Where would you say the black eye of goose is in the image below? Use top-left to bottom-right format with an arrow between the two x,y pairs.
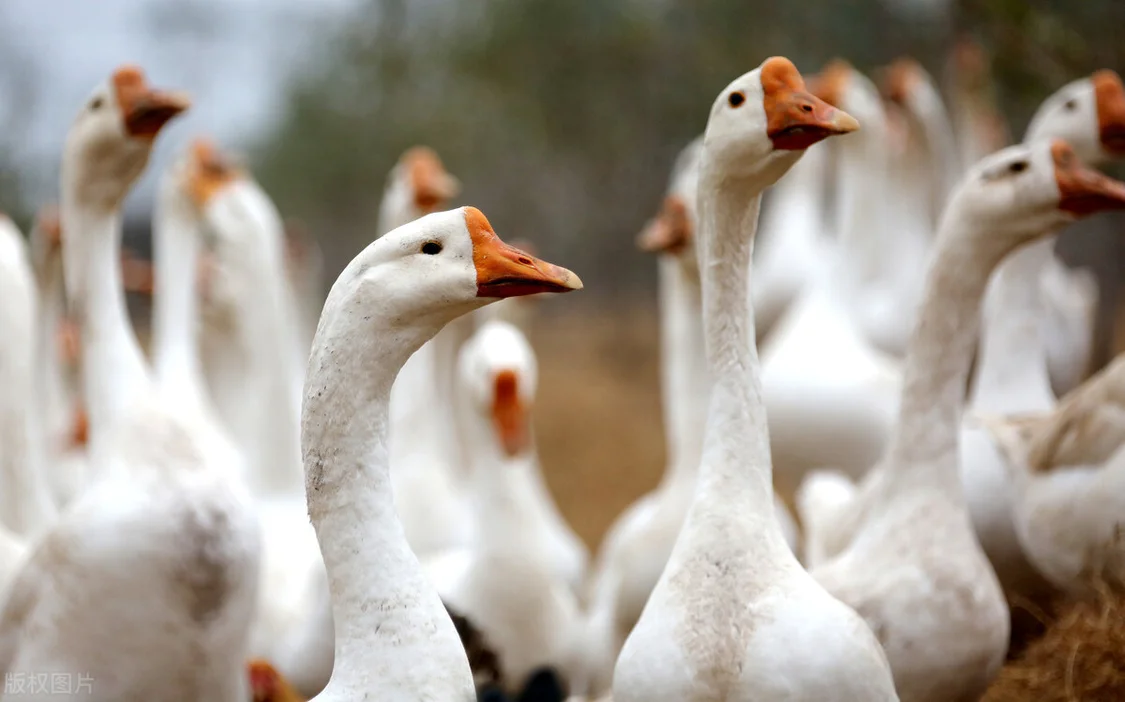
1064,99 -> 1078,111
89,96 -> 104,111
728,91 -> 746,108
1008,161 -> 1029,174
421,241 -> 442,255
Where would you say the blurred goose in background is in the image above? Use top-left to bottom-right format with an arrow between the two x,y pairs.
1026,69 -> 1125,396
961,68 -> 1125,595
180,143 -> 327,674
584,138 -> 797,697
0,66 -> 260,701
762,60 -> 902,502
981,350 -> 1125,594
281,218 -> 325,360
0,215 -> 57,540
268,148 -> 471,698
300,206 -> 580,701
381,147 -> 480,557
945,37 -> 1011,171
751,128 -> 833,340
613,57 -> 897,702
431,319 -> 581,700
807,140 -> 1125,701
27,208 -> 91,510
867,58 -> 958,357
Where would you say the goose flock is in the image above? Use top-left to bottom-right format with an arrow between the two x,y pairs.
0,42 -> 1123,702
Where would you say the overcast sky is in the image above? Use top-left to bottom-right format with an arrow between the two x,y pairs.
1,0 -> 362,210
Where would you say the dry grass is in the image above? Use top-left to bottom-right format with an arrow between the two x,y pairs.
985,581 -> 1125,702
530,307 -> 665,549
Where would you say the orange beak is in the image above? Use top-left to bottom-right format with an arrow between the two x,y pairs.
247,659 -> 304,702
636,195 -> 692,253
1094,70 -> 1125,155
69,408 -> 89,449
121,250 -> 155,296
112,65 -> 190,140
406,146 -> 461,213
35,205 -> 62,250
188,138 -> 241,207
1053,140 -> 1125,216
881,57 -> 921,106
57,319 -> 81,366
465,207 -> 583,298
761,57 -> 860,151
492,370 -> 531,457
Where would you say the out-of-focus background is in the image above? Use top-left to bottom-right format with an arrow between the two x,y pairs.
2,0 -> 1124,546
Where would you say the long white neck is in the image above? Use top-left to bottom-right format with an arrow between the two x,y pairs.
461,403 -> 544,553
834,124 -> 892,287
913,93 -> 961,218
35,250 -> 72,442
212,184 -> 305,497
0,231 -> 56,535
886,209 -> 1030,495
61,178 -> 152,461
970,239 -> 1056,412
692,162 -> 788,549
303,297 -> 473,696
152,184 -> 209,410
657,254 -> 708,491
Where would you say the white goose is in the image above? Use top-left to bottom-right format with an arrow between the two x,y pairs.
583,140 -> 798,697
379,148 -> 479,557
432,319 -> 582,696
981,349 -> 1125,593
751,128 -> 832,341
0,66 -> 260,701
806,140 -> 1124,701
612,57 -> 896,702
27,208 -> 90,511
868,58 -> 958,358
945,38 -> 1010,172
961,68 -> 1125,595
1026,69 -> 1125,396
301,205 -> 580,701
762,60 -> 902,501
0,215 -> 57,540
181,145 -> 328,675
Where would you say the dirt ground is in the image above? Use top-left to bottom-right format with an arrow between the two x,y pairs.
530,307 -> 666,549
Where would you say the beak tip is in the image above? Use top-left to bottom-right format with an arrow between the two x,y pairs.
836,111 -> 861,134
562,270 -> 584,291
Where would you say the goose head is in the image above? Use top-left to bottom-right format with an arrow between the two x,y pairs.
459,320 -> 538,458
881,57 -> 944,124
947,139 -> 1125,245
378,146 -> 462,233
324,206 -> 581,355
63,65 -> 189,210
948,37 -> 991,94
637,138 -> 703,271
811,59 -> 888,141
637,194 -> 694,261
702,56 -> 858,185
1025,70 -> 1125,165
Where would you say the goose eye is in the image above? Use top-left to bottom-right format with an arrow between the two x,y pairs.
89,96 -> 104,111
728,91 -> 746,108
1064,99 -> 1078,111
1008,161 -> 1028,174
421,241 -> 442,255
